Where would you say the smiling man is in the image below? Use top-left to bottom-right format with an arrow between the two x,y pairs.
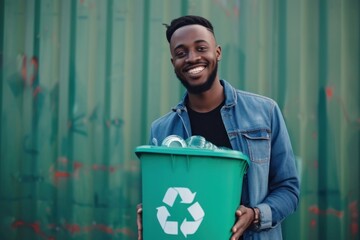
170,23 -> 220,96
137,15 -> 300,240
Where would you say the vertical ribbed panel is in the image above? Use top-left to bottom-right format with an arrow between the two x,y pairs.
0,1 -> 359,239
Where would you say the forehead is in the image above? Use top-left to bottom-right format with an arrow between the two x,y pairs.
169,24 -> 215,49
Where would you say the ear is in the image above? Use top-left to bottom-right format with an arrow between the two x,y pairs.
216,45 -> 222,61
171,58 -> 174,66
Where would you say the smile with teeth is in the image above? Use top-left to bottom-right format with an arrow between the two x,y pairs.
187,66 -> 205,75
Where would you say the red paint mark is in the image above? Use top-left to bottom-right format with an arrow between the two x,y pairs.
92,164 -> 102,171
30,222 -> 41,233
12,220 -> 25,228
21,55 -> 39,87
50,158 -> 123,184
94,224 -> 114,234
54,171 -> 71,181
82,224 -> 114,234
116,227 -> 134,236
309,205 -> 344,218
20,54 -> 43,99
327,208 -> 343,218
12,220 -> 135,238
309,205 -> 320,215
325,87 -> 359,125
351,223 -> 358,236
12,220 -> 55,240
33,86 -> 42,97
325,86 -> 333,99
213,0 -> 239,17
310,219 -> 317,228
73,161 -> 83,170
65,223 -> 81,234
349,201 -> 358,236
233,6 -> 239,16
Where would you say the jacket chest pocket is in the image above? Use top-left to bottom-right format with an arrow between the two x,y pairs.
242,129 -> 271,163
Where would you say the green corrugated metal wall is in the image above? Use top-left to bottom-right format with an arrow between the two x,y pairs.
0,0 -> 359,239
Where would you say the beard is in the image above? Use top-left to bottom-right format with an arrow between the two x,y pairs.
175,63 -> 218,94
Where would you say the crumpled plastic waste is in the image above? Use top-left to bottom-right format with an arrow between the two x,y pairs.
161,135 -> 229,150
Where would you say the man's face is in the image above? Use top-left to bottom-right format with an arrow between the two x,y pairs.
170,25 -> 221,94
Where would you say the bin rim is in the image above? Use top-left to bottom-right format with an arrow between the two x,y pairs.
135,145 -> 249,164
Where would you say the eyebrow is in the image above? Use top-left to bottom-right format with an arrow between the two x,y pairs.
173,39 -> 210,51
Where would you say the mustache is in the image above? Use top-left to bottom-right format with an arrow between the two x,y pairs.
175,63 -> 218,94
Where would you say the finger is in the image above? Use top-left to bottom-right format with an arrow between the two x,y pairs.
136,203 -> 143,211
231,230 -> 242,240
137,207 -> 142,214
235,209 -> 242,217
137,214 -> 143,240
137,212 -> 142,228
232,219 -> 242,234
232,210 -> 242,232
136,203 -> 143,240
136,205 -> 143,231
231,206 -> 246,238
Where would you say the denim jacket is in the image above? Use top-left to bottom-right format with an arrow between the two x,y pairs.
149,80 -> 300,240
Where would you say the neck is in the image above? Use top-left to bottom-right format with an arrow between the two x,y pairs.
187,79 -> 224,113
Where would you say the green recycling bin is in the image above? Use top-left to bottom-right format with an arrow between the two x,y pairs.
135,145 -> 249,239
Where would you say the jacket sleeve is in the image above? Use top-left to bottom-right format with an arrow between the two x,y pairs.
256,103 -> 300,230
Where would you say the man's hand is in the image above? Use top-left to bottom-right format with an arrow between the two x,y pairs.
136,203 -> 143,240
230,205 -> 255,240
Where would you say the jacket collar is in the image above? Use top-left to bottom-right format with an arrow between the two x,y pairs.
172,79 -> 237,112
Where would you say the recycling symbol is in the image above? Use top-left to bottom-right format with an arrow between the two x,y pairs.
156,187 -> 205,237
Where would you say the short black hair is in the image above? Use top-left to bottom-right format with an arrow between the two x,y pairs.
164,15 -> 214,43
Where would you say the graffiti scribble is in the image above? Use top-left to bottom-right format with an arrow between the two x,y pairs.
308,205 -> 344,218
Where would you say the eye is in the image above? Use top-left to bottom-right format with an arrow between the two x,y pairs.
174,50 -> 186,58
197,46 -> 207,52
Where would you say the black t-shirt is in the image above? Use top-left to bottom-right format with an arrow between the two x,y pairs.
188,101 -> 243,239
187,101 -> 232,149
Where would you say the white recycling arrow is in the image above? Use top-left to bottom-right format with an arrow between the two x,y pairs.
163,187 -> 178,207
156,206 -> 170,229
163,187 -> 196,207
187,202 -> 205,220
164,221 -> 178,235
180,218 -> 203,238
157,187 -> 204,237
175,187 -> 196,204
157,206 -> 178,235
180,202 -> 205,237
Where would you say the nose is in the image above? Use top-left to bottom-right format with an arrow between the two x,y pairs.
185,51 -> 201,63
